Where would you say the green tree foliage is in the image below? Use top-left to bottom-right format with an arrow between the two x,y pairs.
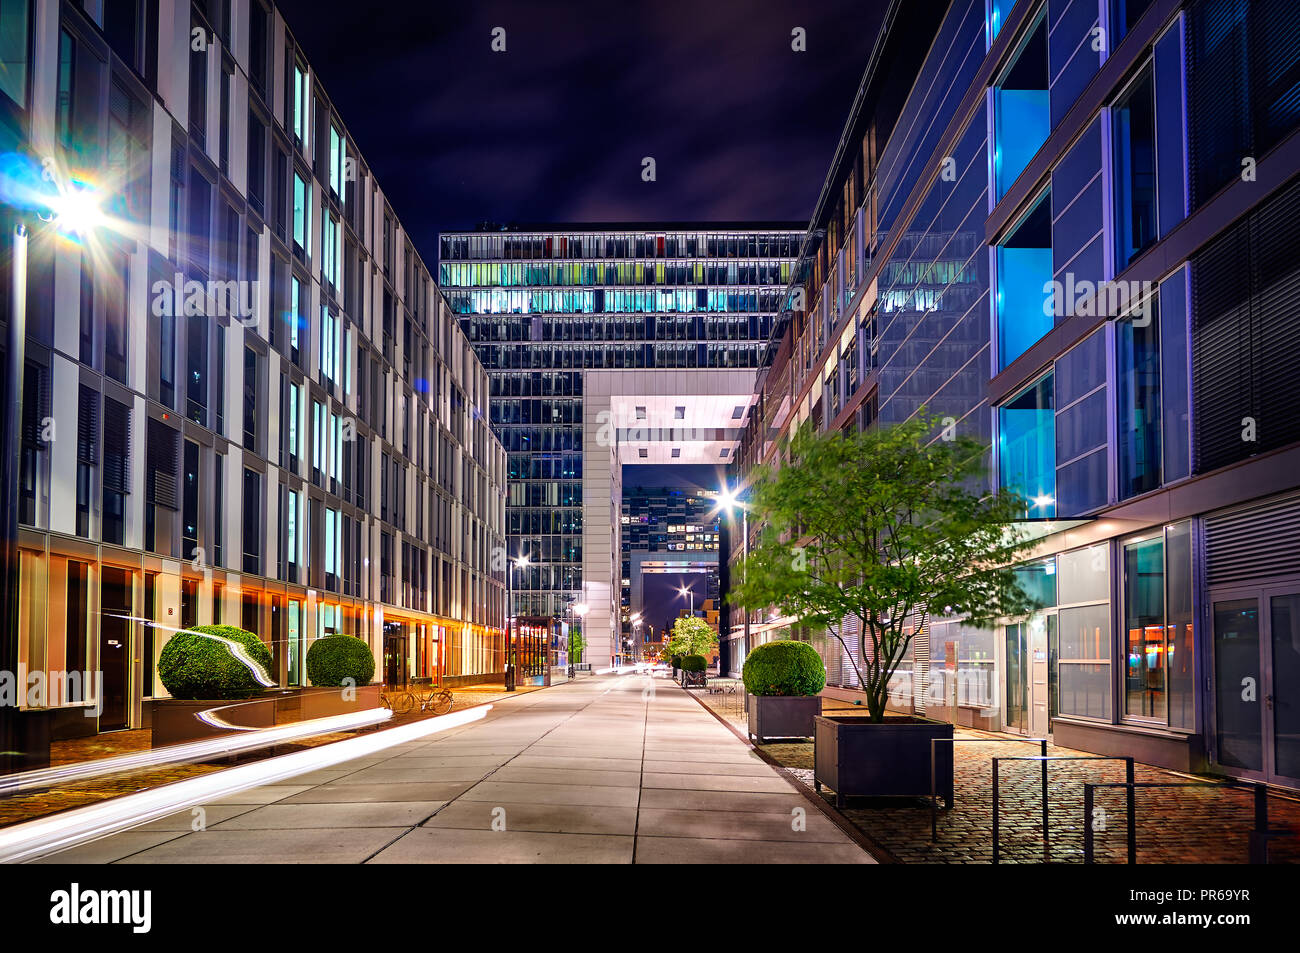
665,614 -> 718,659
730,414 -> 1040,721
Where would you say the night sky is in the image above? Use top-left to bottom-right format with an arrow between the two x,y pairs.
274,0 -> 887,262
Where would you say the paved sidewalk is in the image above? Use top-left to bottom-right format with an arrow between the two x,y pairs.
34,674 -> 874,864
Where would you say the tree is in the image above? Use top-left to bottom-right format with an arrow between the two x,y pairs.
568,630 -> 586,663
666,614 -> 718,659
730,413 -> 1041,722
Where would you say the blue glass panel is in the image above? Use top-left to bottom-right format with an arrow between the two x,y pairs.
990,0 -> 1018,45
999,373 -> 1056,517
1158,267 -> 1190,483
995,87 -> 1050,198
997,244 -> 1053,367
1154,21 -> 1187,236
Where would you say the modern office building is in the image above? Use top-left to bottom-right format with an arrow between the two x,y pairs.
731,0 -> 1300,788
0,0 -> 507,743
441,223 -> 801,666
619,482 -> 721,642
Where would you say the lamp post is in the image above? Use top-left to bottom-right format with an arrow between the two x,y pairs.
715,487 -> 749,672
505,551 -> 529,691
677,584 -> 694,618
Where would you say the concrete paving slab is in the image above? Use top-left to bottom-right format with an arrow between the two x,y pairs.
368,827 -> 634,864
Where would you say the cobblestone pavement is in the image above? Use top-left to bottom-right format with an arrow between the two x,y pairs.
0,681 -> 539,829
692,687 -> 1300,864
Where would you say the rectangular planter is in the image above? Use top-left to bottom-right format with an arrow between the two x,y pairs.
747,694 -> 822,742
813,714 -> 954,807
152,684 -> 382,748
152,696 -> 277,747
293,684 -> 382,721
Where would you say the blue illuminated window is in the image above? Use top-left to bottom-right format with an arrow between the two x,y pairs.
999,373 -> 1056,518
993,16 -> 1049,201
996,191 -> 1053,369
988,0 -> 1017,46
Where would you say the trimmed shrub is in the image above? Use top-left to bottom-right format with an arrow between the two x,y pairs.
670,655 -> 683,668
158,624 -> 273,700
306,634 -> 376,687
742,640 -> 826,697
681,654 -> 707,673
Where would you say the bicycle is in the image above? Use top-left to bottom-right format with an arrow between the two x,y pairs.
412,683 -> 454,715
380,685 -> 415,714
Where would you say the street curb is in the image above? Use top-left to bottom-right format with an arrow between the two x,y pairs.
677,679 -> 901,864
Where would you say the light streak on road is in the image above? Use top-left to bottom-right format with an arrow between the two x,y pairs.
0,705 -> 492,864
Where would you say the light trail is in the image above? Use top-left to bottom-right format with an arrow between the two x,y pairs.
0,707 -> 392,797
0,705 -> 492,864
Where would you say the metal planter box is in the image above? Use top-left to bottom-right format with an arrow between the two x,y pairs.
813,714 -> 954,807
152,685 -> 382,748
747,694 -> 822,743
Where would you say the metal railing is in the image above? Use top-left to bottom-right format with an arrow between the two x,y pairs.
1082,779 -> 1296,864
991,755 -> 1135,864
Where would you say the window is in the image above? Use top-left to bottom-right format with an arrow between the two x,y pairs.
1122,522 -> 1193,726
0,0 -> 31,106
292,171 -> 310,254
183,440 -> 199,561
242,467 -> 261,574
102,396 -> 130,545
291,58 -> 308,146
188,17 -> 206,145
987,0 -> 1017,46
322,213 -> 338,287
146,417 -> 179,556
321,306 -> 337,383
999,373 -> 1055,517
996,191 -> 1053,368
248,1 -> 269,96
329,124 -> 345,200
247,111 -> 265,214
1057,545 -> 1111,720
75,386 -> 97,538
1112,65 -> 1158,271
243,346 -> 258,451
992,14 -> 1048,201
1109,0 -> 1155,47
186,312 -> 208,425
1123,535 -> 1165,720
1117,293 -> 1162,499
289,275 -> 303,362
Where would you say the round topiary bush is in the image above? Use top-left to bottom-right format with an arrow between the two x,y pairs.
306,634 -> 376,687
681,654 -> 707,673
158,624 -> 274,700
742,640 -> 826,696
670,655 -> 683,668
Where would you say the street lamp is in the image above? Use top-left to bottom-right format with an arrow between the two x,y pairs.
504,551 -> 529,691
677,584 -> 694,618
713,485 -> 750,672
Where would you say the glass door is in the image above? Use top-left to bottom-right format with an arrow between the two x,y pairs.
1004,623 -> 1028,733
1267,591 -> 1300,787
1212,586 -> 1300,787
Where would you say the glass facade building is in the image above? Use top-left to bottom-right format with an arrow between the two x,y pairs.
733,0 -> 1300,788
0,0 -> 508,739
441,225 -> 801,631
